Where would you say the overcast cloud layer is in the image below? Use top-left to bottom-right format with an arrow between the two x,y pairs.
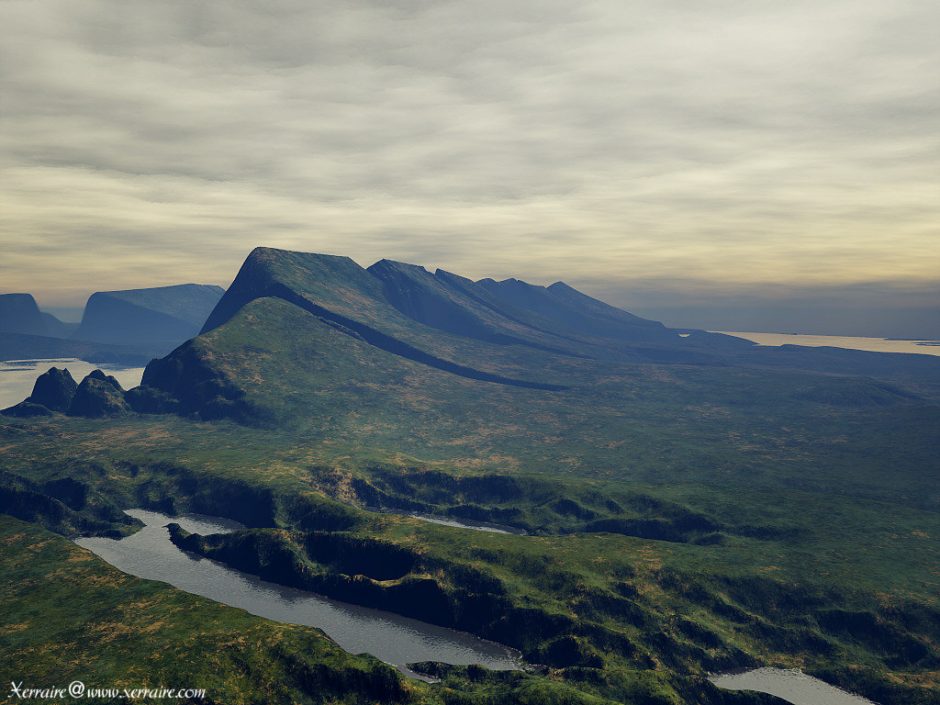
1,1 -> 938,334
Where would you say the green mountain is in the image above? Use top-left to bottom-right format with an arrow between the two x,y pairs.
139,248 -> 939,428
74,283 -> 224,352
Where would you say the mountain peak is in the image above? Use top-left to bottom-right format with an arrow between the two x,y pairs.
370,258 -> 427,271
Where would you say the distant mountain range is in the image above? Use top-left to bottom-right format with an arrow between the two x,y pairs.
0,284 -> 224,362
100,247 -> 936,424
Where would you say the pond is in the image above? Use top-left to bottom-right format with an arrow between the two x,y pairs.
710,668 -> 878,705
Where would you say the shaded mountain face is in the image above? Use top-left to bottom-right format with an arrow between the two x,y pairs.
132,247 -> 940,428
27,367 -> 77,412
0,294 -> 72,338
74,284 -> 224,351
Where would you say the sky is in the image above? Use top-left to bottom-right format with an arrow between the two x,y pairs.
1,1 -> 938,336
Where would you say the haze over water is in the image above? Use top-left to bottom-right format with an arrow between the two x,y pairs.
723,332 -> 940,357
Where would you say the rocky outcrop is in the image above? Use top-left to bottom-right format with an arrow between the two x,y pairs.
1,366 -> 77,417
30,367 -> 78,411
67,370 -> 129,417
2,367 -> 186,419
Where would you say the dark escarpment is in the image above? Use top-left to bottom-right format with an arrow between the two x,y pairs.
366,259 -> 586,358
0,470 -> 141,538
168,525 -> 574,655
0,293 -> 66,336
260,283 -> 570,391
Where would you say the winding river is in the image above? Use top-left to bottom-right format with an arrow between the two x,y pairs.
75,509 -> 521,679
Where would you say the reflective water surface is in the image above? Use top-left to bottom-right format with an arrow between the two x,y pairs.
710,668 -> 878,705
0,358 -> 145,409
76,509 -> 521,678
408,512 -> 526,535
719,332 -> 940,357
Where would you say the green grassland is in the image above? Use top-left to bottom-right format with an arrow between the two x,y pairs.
1,410 -> 937,704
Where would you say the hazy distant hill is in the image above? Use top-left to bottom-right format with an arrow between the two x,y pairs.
0,293 -> 74,338
74,284 -> 224,352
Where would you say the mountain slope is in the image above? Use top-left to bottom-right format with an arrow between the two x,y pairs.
135,249 -> 940,493
368,260 -> 585,356
199,249 -> 576,388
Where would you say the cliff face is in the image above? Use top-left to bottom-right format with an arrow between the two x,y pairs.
0,294 -> 71,337
74,284 -> 224,350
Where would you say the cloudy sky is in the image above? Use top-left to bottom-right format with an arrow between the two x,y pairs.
1,1 -> 938,335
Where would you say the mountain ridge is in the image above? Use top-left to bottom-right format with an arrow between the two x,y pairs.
128,247 -> 940,428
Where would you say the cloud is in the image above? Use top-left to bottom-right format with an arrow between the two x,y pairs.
1,0 -> 938,317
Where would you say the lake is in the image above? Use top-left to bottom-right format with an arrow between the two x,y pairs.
75,509 -> 522,679
720,332 -> 940,357
710,668 -> 878,705
0,358 -> 146,409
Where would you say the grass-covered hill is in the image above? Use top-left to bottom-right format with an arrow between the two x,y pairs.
133,248 -> 940,509
1,247 -> 938,704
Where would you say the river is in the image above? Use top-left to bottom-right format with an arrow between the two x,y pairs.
75,509 -> 521,679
